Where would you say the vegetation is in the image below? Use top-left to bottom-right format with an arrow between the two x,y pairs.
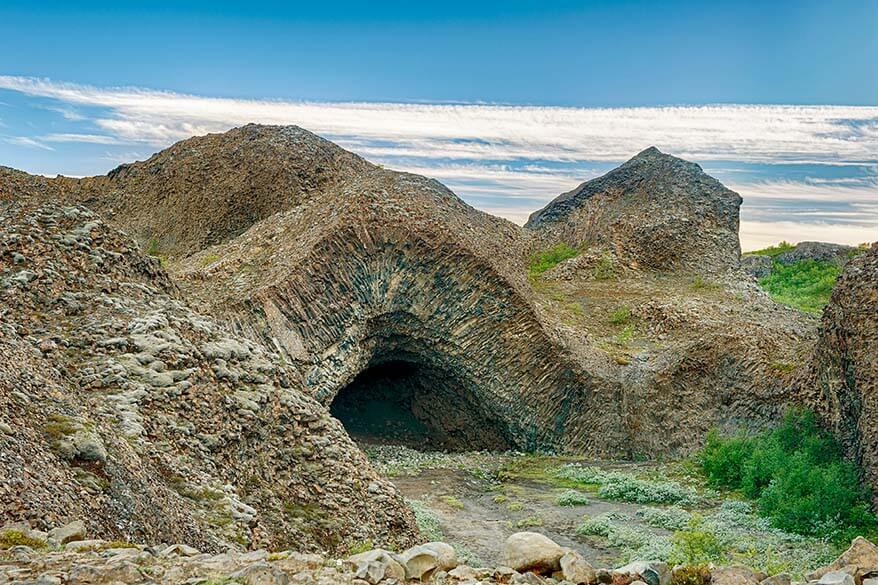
610,306 -> 631,325
556,465 -> 699,505
758,259 -> 841,313
670,564 -> 711,585
593,254 -> 617,280
0,529 -> 47,549
407,499 -> 443,541
528,243 -> 579,278
556,489 -> 590,506
637,506 -> 692,530
700,409 -> 876,541
439,495 -> 465,510
745,241 -> 795,257
669,516 -> 725,565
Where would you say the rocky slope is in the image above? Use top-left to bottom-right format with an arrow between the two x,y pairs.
807,243 -> 878,502
525,147 -> 742,273
0,199 -> 416,553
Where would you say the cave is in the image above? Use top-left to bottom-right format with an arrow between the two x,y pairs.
329,358 -> 513,451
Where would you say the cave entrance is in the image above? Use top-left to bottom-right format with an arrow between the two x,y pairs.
329,359 -> 512,451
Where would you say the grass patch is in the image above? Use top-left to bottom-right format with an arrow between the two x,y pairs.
758,259 -> 841,313
515,515 -> 544,528
439,495 -> 465,510
407,499 -> 444,541
528,243 -> 579,278
0,529 -> 47,549
690,276 -> 720,291
745,241 -> 795,257
610,306 -> 631,325
700,408 -> 877,541
200,253 -> 221,267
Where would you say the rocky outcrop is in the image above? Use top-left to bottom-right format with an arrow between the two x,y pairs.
807,243 -> 878,499
525,147 -> 743,274
0,200 -> 417,552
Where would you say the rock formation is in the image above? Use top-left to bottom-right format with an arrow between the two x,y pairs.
0,124 -> 856,550
525,147 -> 743,273
0,200 -> 416,552
807,243 -> 878,502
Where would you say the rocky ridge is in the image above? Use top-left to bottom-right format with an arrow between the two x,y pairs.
0,200 -> 416,552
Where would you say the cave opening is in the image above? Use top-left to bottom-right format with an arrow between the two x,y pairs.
329,358 -> 512,451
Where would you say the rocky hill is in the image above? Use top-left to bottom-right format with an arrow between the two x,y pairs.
1,124 -> 872,558
0,199 -> 416,552
525,147 -> 742,273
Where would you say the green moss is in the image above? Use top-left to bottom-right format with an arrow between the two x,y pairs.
345,539 -> 374,555
439,495 -> 465,510
43,414 -> 77,439
528,243 -> 579,278
0,529 -> 47,549
670,564 -> 711,585
200,253 -> 221,267
759,259 -> 841,313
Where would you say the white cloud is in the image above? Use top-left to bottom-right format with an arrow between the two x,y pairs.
1,75 -> 878,165
0,75 -> 876,248
3,136 -> 54,151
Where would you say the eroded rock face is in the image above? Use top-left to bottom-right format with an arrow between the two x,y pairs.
525,147 -> 742,274
0,200 -> 417,551
807,244 -> 878,500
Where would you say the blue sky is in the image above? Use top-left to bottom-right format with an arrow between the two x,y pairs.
1,1 -> 877,248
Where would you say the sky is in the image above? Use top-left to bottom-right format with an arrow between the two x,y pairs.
1,1 -> 876,249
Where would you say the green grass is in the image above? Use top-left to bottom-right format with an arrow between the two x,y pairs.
758,259 -> 841,313
528,243 -> 579,278
745,241 -> 795,257
610,306 -> 631,325
0,529 -> 47,549
699,408 -> 877,541
439,495 -> 465,510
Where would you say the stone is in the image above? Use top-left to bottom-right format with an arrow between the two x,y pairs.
159,543 -> 201,557
711,566 -> 763,585
399,542 -> 458,580
502,532 -> 565,574
614,562 -> 669,585
64,539 -> 105,551
230,561 -> 291,585
559,550 -> 595,584
818,572 -> 855,585
808,538 -> 878,581
348,549 -> 406,583
761,574 -> 792,585
48,520 -> 86,545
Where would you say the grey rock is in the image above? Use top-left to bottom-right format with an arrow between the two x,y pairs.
48,520 -> 86,545
502,532 -> 564,574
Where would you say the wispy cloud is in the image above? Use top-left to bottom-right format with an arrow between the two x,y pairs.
0,75 -> 875,248
3,135 -> 54,151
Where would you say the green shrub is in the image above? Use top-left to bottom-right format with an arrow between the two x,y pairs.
407,499 -> 444,541
610,306 -> 631,325
671,564 -> 711,585
528,243 -> 579,278
556,489 -> 590,507
758,259 -> 841,313
669,516 -> 725,565
699,409 -> 876,540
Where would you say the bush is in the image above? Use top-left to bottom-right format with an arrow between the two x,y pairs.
638,506 -> 693,530
557,489 -> 590,507
528,243 -> 579,278
669,516 -> 725,565
556,465 -> 699,505
610,306 -> 631,325
758,259 -> 841,313
671,564 -> 711,585
745,241 -> 795,257
699,409 -> 876,540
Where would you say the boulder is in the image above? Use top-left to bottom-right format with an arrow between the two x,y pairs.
502,532 -> 565,574
761,574 -> 792,585
347,548 -> 406,584
560,550 -> 595,584
614,561 -> 670,585
818,572 -> 856,585
48,520 -> 86,546
808,538 -> 878,581
399,541 -> 458,580
229,561 -> 291,585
